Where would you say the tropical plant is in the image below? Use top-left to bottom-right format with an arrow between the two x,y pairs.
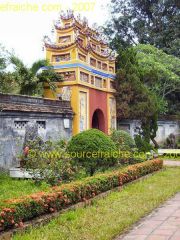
10,56 -> 62,96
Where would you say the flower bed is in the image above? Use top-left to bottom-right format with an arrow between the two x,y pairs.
0,159 -> 163,231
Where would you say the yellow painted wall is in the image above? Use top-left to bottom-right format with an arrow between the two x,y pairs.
44,21 -> 116,135
44,82 -> 89,135
107,93 -> 117,135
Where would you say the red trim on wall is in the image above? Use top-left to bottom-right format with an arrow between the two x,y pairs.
89,89 -> 108,134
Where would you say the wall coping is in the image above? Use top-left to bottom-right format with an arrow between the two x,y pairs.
117,117 -> 180,122
0,93 -> 73,115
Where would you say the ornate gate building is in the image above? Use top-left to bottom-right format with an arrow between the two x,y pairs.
43,11 -> 117,135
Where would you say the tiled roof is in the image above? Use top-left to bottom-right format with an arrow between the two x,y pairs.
0,93 -> 73,115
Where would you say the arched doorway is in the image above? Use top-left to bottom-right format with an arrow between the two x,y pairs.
92,109 -> 105,132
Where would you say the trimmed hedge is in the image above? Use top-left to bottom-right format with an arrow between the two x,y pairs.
0,159 -> 163,231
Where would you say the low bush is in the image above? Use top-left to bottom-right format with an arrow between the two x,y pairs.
0,159 -> 163,231
163,134 -> 180,149
22,138 -> 77,186
134,135 -> 153,152
67,129 -> 117,175
110,130 -> 143,164
111,130 -> 135,151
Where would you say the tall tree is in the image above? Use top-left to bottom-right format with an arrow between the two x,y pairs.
0,45 -> 18,93
116,47 -> 160,147
134,44 -> 180,115
10,56 -> 62,96
106,0 -> 180,57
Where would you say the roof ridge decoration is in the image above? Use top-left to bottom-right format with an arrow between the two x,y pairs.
44,41 -> 116,61
60,9 -> 74,20
43,10 -> 116,61
54,10 -> 107,43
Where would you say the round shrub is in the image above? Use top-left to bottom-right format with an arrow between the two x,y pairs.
66,129 -> 117,175
110,130 -> 135,151
110,130 -> 138,165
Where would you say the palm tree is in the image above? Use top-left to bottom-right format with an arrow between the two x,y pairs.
10,56 -> 62,96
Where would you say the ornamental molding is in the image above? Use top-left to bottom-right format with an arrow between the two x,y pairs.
43,10 -> 117,61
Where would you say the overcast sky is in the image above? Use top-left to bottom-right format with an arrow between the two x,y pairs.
0,0 -> 111,66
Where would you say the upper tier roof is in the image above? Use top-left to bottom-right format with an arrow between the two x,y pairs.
45,39 -> 116,61
54,10 -> 108,46
44,10 -> 116,62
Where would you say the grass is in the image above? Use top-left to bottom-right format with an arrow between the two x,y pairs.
0,165 -> 127,208
13,167 -> 180,240
0,174 -> 50,208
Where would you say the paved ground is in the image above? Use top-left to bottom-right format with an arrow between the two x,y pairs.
163,160 -> 180,167
116,193 -> 180,240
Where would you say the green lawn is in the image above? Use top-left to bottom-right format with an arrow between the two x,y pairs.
0,165 -> 128,208
0,174 -> 49,208
14,167 -> 180,240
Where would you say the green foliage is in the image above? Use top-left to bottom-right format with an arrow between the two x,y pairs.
0,45 -> 6,71
67,129 -> 117,175
111,130 -> 135,151
0,44 -> 18,93
116,47 -> 159,142
140,113 -> 159,149
116,47 -> 159,121
0,160 -> 163,231
134,135 -> 153,153
0,174 -> 49,209
116,47 -> 162,149
0,72 -> 19,94
160,155 -> 180,161
13,168 -> 180,240
10,56 -> 62,96
135,44 -> 180,115
23,138 -> 77,186
107,0 -> 179,57
134,104 -> 158,152
110,130 -> 141,164
0,44 -> 63,96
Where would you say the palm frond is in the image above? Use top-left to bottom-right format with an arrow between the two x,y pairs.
31,59 -> 49,75
10,55 -> 26,69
